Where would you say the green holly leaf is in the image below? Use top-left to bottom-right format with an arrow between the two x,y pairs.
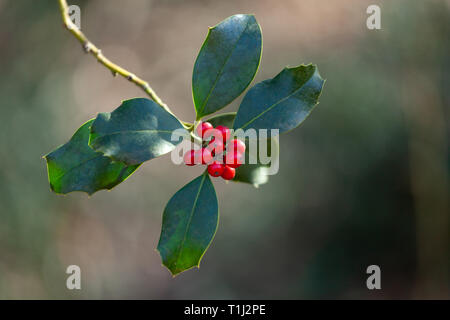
233,64 -> 325,134
234,165 -> 269,187
193,14 -> 262,119
89,98 -> 186,165
234,137 -> 279,187
157,172 -> 218,276
206,112 -> 236,128
44,119 -> 140,195
206,112 -> 278,187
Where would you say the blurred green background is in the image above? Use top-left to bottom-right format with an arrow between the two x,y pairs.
0,0 -> 448,299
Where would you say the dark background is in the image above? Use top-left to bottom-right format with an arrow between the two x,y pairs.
0,0 -> 448,299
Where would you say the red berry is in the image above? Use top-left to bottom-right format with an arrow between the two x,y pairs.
224,151 -> 244,168
227,139 -> 246,154
183,150 -> 196,166
215,125 -> 231,143
221,165 -> 236,180
196,122 -> 214,139
206,137 -> 224,156
207,161 -> 225,177
195,148 -> 213,165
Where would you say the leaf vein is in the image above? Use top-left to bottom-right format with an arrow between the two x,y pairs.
238,74 -> 317,130
173,173 -> 207,270
93,129 -> 174,139
198,19 -> 250,115
52,155 -> 103,182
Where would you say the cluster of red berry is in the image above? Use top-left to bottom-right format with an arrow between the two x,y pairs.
183,122 -> 246,180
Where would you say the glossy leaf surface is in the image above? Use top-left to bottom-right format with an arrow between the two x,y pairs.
89,98 -> 185,165
206,112 -> 236,128
45,120 -> 139,195
233,64 -> 325,134
157,173 -> 218,276
193,14 -> 262,119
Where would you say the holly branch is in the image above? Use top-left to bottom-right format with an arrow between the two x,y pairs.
57,0 -> 192,127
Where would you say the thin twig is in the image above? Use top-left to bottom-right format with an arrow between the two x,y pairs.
58,0 -> 191,127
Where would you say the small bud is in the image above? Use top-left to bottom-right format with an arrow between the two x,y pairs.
82,42 -> 91,53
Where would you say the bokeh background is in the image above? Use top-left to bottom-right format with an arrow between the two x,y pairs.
0,0 -> 448,299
